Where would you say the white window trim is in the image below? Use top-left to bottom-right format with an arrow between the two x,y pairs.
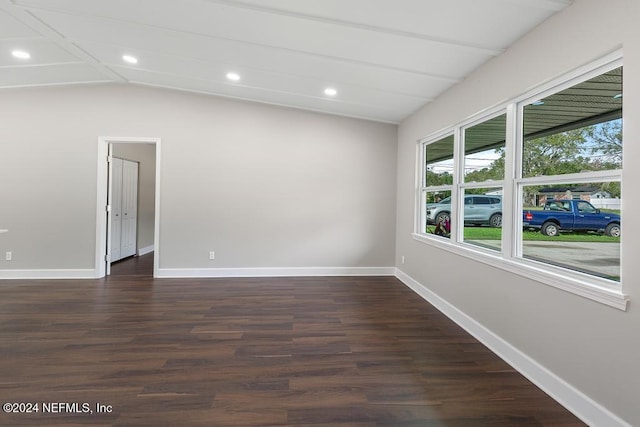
418,132 -> 455,236
414,51 -> 628,311
412,232 -> 627,310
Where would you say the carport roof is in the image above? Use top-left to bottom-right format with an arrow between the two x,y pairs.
427,66 -> 622,162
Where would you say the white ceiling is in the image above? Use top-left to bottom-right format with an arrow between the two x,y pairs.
0,0 -> 572,123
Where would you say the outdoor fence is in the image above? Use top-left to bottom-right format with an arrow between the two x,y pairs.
590,198 -> 621,210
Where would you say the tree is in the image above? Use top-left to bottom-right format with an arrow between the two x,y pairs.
522,128 -> 594,177
591,119 -> 622,166
426,169 -> 453,186
465,150 -> 505,183
432,119 -> 623,201
483,123 -> 622,200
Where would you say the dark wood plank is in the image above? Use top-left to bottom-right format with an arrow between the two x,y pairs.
109,252 -> 154,276
0,262 -> 585,426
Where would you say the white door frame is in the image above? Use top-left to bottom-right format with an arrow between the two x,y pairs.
95,136 -> 161,278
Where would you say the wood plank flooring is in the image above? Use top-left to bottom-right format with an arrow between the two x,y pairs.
0,254 -> 585,426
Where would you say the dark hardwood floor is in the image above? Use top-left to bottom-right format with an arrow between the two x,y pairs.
109,253 -> 154,276
0,254 -> 585,426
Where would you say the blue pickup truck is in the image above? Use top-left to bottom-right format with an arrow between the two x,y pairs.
523,199 -> 621,237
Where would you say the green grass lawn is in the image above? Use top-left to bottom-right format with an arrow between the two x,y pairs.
460,226 -> 620,242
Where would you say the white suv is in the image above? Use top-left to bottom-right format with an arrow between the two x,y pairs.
427,195 -> 502,227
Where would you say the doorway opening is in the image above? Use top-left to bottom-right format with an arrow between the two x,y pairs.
109,251 -> 155,277
96,137 -> 161,278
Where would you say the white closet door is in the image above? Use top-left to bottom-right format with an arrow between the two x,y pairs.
120,160 -> 138,258
110,158 -> 123,262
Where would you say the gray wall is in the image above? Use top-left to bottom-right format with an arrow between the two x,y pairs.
1,0 -> 637,423
395,0 -> 639,424
0,84 -> 397,271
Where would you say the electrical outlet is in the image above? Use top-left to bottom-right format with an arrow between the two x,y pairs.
5,251 -> 12,261
401,255 -> 405,264
209,251 -> 215,260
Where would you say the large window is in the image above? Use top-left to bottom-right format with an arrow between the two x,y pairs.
422,134 -> 454,238
415,57 -> 624,307
461,113 -> 506,251
518,66 -> 622,281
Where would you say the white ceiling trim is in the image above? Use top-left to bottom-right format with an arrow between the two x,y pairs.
131,80 -> 405,125
202,0 -> 506,56
118,65 -> 425,123
0,1 -> 126,82
17,4 -> 473,81
101,48 -> 434,105
501,0 -> 572,12
0,0 -> 574,123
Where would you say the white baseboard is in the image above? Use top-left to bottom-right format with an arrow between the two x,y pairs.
137,245 -> 154,256
156,266 -> 396,278
394,269 -> 630,427
0,269 -> 98,279
0,266 -> 395,280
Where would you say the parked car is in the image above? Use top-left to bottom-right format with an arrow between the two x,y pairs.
426,195 -> 502,227
523,199 -> 621,237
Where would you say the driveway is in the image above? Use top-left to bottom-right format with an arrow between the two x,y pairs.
522,241 -> 620,279
467,240 -> 620,279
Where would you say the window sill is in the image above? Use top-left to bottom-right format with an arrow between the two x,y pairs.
411,233 -> 629,311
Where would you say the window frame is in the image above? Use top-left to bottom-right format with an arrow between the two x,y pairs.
413,52 -> 628,311
458,110 -> 507,246
417,130 -> 457,238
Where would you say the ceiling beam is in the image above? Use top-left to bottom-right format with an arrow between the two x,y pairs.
0,0 -> 126,82
203,0 -> 505,57
10,1 -> 463,83
500,0 -> 573,12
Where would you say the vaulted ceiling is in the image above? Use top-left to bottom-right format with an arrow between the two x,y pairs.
0,0 -> 573,123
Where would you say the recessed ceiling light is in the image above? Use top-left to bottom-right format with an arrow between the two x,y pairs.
122,55 -> 138,64
11,50 -> 30,59
531,100 -> 545,106
324,87 -> 338,96
226,72 -> 241,82
613,93 -> 622,99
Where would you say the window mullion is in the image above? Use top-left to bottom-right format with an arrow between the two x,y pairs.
452,127 -> 464,242
517,170 -> 622,186
503,102 -> 518,259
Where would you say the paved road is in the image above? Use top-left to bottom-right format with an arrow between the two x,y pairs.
468,240 -> 620,279
522,241 -> 619,279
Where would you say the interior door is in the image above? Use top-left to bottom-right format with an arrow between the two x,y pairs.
120,160 -> 138,258
105,144 -> 114,275
110,157 -> 123,263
